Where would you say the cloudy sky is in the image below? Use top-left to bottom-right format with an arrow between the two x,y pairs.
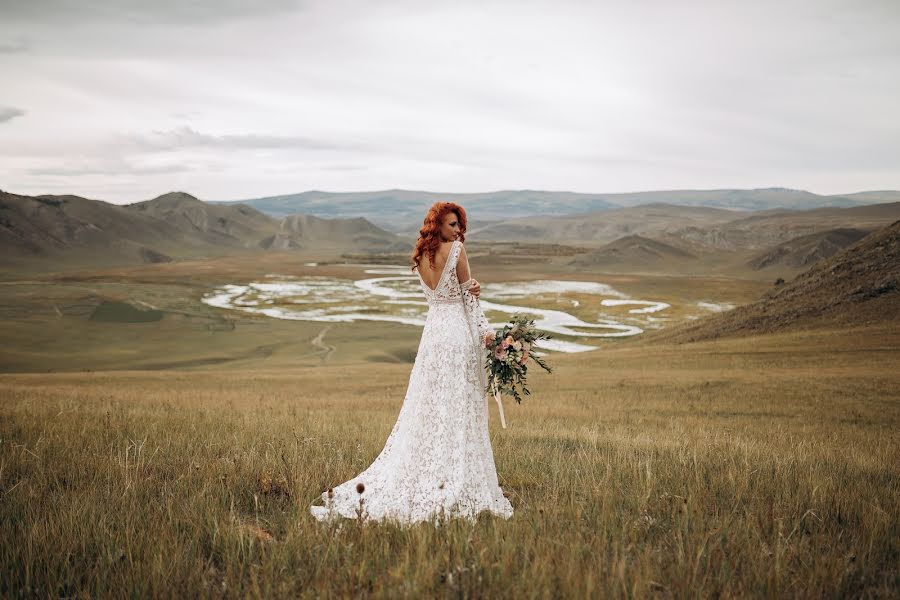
1,0 -> 898,204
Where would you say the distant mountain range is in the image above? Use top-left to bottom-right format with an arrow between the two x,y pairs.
208,187 -> 900,232
4,187 -> 900,278
474,203 -> 740,245
0,190 -> 407,271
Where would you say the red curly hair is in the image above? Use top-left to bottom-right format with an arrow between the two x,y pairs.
411,201 -> 467,271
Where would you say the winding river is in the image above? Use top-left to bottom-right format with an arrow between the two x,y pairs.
202,264 -> 720,353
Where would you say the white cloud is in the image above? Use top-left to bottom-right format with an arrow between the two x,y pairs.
0,0 -> 306,25
0,0 -> 898,202
0,41 -> 29,53
27,156 -> 193,177
0,107 -> 26,122
113,125 -> 361,152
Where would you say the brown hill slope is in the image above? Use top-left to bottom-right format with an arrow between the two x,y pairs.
0,189 -> 411,273
0,190 -> 184,267
747,228 -> 871,270
125,191 -> 279,247
263,214 -> 409,252
673,202 -> 900,250
569,234 -> 696,270
651,220 -> 900,342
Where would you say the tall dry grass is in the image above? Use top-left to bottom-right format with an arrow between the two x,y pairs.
1,327 -> 898,597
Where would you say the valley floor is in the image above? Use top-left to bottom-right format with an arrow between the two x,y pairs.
0,254 -> 770,373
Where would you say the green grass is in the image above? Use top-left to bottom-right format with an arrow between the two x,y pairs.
90,300 -> 164,323
1,325 -> 898,597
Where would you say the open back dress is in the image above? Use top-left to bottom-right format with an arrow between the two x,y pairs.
309,239 -> 513,524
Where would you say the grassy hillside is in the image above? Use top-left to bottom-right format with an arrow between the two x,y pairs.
746,228 -> 870,271
652,220 -> 900,343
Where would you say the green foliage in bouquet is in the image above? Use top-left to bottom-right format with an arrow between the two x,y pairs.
484,313 -> 553,404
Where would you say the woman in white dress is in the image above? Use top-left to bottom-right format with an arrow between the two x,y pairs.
309,201 -> 514,524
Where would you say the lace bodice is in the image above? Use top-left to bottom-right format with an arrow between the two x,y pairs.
418,240 -> 493,340
309,238 -> 510,525
417,240 -> 465,304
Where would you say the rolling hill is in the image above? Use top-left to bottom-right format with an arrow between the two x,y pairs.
673,202 -> 900,250
125,191 -> 279,248
0,190 -> 407,273
472,203 -> 741,246
569,234 -> 696,271
472,201 -> 900,281
746,228 -> 871,271
263,214 -> 409,252
0,190 -> 185,268
652,219 -> 900,342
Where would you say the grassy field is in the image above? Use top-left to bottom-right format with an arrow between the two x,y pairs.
2,321 -> 898,597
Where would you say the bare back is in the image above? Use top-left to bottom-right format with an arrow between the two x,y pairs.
418,241 -> 456,290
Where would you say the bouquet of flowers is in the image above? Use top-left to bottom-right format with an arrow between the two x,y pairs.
484,314 -> 553,412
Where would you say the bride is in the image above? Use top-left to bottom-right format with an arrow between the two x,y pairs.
309,201 -> 514,524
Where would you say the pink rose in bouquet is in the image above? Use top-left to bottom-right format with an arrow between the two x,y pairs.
483,314 -> 553,405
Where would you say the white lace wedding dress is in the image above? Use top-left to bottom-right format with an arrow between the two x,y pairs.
309,239 -> 514,524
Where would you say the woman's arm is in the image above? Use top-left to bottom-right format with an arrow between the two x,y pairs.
456,244 -> 480,296
458,244 -> 494,346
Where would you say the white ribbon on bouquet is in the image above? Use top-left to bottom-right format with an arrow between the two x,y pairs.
491,380 -> 508,429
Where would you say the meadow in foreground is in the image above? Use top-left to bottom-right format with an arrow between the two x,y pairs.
1,325 -> 898,597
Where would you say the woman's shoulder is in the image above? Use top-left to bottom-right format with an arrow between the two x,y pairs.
434,239 -> 464,257
437,239 -> 461,254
